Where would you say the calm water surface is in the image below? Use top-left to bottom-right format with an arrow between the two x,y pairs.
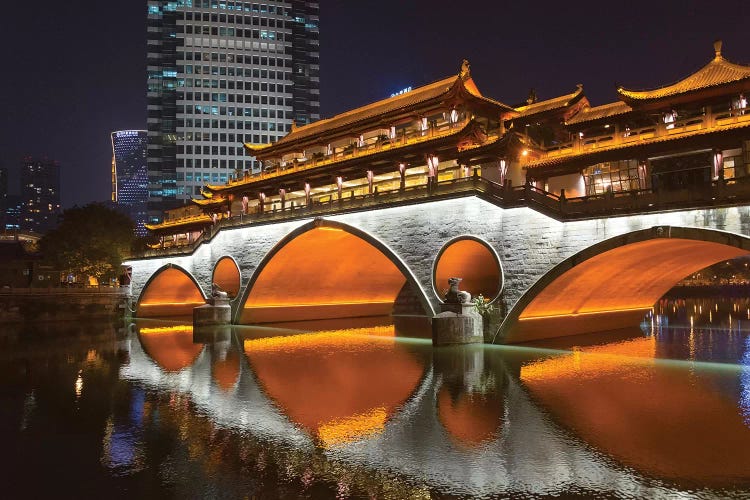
2,298 -> 750,499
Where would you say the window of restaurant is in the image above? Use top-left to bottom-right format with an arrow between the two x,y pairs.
722,149 -> 748,180
582,159 -> 645,195
650,151 -> 712,190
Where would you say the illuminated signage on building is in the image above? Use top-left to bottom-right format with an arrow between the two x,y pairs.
116,130 -> 141,138
390,86 -> 412,98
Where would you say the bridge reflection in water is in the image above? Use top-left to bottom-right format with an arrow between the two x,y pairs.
119,305 -> 750,497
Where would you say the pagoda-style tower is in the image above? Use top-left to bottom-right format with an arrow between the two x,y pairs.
519,40 -> 750,197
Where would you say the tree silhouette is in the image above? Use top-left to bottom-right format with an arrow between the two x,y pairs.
39,203 -> 135,284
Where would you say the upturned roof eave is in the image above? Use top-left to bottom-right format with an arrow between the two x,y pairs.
244,72 -> 514,159
616,44 -> 750,105
213,119 -> 492,195
244,75 -> 462,158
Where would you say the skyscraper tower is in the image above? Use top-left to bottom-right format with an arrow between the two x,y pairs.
0,167 -> 9,233
0,167 -> 7,213
20,157 -> 61,234
111,130 -> 149,236
146,0 -> 320,223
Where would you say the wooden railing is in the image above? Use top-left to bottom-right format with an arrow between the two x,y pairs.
533,108 -> 750,162
132,172 -> 750,258
217,119 -> 476,189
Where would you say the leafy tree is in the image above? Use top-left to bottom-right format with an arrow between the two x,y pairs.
39,203 -> 136,284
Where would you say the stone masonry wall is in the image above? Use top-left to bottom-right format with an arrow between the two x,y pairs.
125,197 -> 750,318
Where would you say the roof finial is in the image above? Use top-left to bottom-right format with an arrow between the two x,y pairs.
460,59 -> 471,79
290,120 -> 297,132
714,39 -> 723,58
526,88 -> 537,105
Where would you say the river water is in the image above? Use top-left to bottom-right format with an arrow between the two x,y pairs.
2,298 -> 750,499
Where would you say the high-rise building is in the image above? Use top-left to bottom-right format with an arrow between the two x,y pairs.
111,130 -> 149,236
20,158 -> 61,234
3,195 -> 21,232
0,167 -> 10,232
0,167 -> 7,212
146,0 -> 320,223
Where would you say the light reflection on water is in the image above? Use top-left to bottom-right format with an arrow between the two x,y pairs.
1,299 -> 750,498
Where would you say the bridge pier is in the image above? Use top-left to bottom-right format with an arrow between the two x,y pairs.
194,295 -> 232,329
432,278 -> 484,346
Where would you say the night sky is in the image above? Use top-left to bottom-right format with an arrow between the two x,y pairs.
1,0 -> 747,208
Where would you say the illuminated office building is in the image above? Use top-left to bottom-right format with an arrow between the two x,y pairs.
146,0 -> 320,223
20,158 -> 61,234
111,130 -> 149,236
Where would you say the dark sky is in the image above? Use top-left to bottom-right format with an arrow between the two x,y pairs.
1,1 -> 747,207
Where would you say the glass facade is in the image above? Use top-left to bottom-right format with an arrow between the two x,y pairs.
146,0 -> 320,223
111,130 -> 149,236
583,159 -> 646,196
0,167 -> 7,215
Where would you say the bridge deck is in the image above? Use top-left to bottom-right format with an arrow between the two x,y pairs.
132,174 -> 750,259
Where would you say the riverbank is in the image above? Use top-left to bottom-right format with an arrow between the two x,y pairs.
0,288 -> 132,323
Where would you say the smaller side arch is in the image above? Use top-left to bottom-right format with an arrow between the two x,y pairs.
212,255 -> 242,297
432,235 -> 504,302
136,263 -> 207,318
497,226 -> 750,344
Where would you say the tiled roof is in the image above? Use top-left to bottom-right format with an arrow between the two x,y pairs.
245,62 -> 515,155
145,214 -> 213,231
213,119 -> 482,193
192,196 -> 228,206
514,85 -> 584,118
566,101 -> 633,125
246,75 -> 459,152
617,42 -> 750,102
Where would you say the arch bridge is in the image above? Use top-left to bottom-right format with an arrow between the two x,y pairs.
125,196 -> 750,343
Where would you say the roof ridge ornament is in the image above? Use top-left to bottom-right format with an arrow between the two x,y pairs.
714,39 -> 723,59
526,88 -> 537,105
460,59 -> 471,80
290,120 -> 297,132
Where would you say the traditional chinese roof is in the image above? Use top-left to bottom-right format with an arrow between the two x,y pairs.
525,115 -> 750,174
513,85 -> 585,119
145,214 -> 213,232
244,60 -> 514,157
566,101 -> 633,125
191,195 -> 229,207
210,118 -> 495,194
617,41 -> 750,104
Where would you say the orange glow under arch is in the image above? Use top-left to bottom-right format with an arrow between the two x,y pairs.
238,224 -> 419,324
212,256 -> 241,297
520,336 -> 750,484
137,266 -> 206,317
502,228 -> 750,343
434,238 -> 501,300
437,388 -> 504,448
243,327 -> 426,447
137,324 -> 204,372
212,350 -> 240,391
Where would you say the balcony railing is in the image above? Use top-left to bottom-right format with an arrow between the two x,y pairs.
217,118 -> 476,189
532,108 -> 750,163
134,170 -> 750,258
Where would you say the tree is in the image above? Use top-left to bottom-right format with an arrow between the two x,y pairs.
39,203 -> 136,284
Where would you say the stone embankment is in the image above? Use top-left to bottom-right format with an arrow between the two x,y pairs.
0,288 -> 132,323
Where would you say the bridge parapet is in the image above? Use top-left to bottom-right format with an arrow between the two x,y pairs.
131,173 -> 750,260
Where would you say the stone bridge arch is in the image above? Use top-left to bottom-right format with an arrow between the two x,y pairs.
497,226 -> 750,344
136,263 -> 207,317
234,218 -> 435,324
